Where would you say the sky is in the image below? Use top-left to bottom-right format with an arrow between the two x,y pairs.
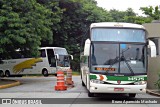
95,0 -> 160,16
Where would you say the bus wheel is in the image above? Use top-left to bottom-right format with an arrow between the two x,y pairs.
5,71 -> 10,77
82,81 -> 85,86
42,69 -> 48,77
129,94 -> 136,98
88,92 -> 94,97
81,74 -> 85,86
0,71 -> 4,77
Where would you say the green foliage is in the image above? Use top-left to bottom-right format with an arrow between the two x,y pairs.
109,8 -> 152,24
154,73 -> 160,90
0,0 -> 156,71
0,0 -> 57,58
140,6 -> 160,20
50,0 -> 113,70
109,9 -> 126,22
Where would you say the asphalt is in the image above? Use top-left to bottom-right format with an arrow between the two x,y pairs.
0,78 -> 160,97
0,79 -> 20,89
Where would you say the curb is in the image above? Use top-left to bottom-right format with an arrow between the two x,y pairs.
146,89 -> 160,97
0,80 -> 21,89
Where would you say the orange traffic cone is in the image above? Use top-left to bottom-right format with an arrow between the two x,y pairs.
65,69 -> 74,88
55,70 -> 67,91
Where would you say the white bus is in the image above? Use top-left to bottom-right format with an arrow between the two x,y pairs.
0,47 -> 73,77
80,22 -> 156,97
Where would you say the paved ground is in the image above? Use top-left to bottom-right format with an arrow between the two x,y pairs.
0,79 -> 16,85
0,76 -> 160,107
0,76 -> 86,93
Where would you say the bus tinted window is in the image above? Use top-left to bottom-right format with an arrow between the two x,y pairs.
91,43 -> 146,74
40,49 -> 46,57
47,49 -> 56,67
91,28 -> 146,42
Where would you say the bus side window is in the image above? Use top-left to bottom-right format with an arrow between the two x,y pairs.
40,49 -> 46,57
46,49 -> 56,67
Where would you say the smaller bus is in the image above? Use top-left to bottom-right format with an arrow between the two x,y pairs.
0,47 -> 73,77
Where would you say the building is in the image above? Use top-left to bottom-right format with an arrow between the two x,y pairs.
143,21 -> 160,90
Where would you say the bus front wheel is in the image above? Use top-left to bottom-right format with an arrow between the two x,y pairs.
81,74 -> 85,86
42,69 -> 48,77
5,71 -> 10,77
129,94 -> 136,98
88,91 -> 94,97
82,81 -> 85,86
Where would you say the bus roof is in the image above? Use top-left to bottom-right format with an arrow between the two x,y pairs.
90,22 -> 145,29
40,47 -> 66,50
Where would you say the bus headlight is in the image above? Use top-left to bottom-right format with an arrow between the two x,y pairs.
134,81 -> 147,85
90,79 -> 104,84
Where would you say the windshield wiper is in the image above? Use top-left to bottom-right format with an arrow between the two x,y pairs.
120,48 -> 135,75
121,54 -> 134,75
107,47 -> 135,75
105,56 -> 119,74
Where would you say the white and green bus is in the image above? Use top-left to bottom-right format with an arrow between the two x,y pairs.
0,47 -> 73,77
80,22 -> 156,97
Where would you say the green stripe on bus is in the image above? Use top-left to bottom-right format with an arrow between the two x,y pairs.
90,74 -> 147,81
90,75 -> 97,79
106,76 -> 147,81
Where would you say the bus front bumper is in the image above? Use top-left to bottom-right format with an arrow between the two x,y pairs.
57,67 -> 70,72
89,82 -> 146,94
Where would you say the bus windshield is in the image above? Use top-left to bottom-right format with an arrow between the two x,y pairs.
54,48 -> 68,55
57,55 -> 70,67
91,43 -> 147,75
54,48 -> 70,67
91,28 -> 146,42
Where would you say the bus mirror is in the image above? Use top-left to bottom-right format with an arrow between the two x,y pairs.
69,55 -> 73,60
55,54 -> 59,60
148,40 -> 157,57
84,39 -> 91,56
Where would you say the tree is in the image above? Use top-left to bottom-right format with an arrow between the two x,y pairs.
140,6 -> 160,20
109,8 -> 152,24
0,0 -> 56,58
1,0 -> 153,71
124,8 -> 137,23
109,9 -> 126,22
50,0 -> 112,70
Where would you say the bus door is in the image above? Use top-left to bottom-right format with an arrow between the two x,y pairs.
46,49 -> 57,72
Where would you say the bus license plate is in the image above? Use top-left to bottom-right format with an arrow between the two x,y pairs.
114,88 -> 124,91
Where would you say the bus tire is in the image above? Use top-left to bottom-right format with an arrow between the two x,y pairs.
88,91 -> 94,97
129,94 -> 136,98
5,70 -> 10,77
82,81 -> 85,86
16,75 -> 23,77
0,71 -> 4,77
81,74 -> 85,86
42,69 -> 48,77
